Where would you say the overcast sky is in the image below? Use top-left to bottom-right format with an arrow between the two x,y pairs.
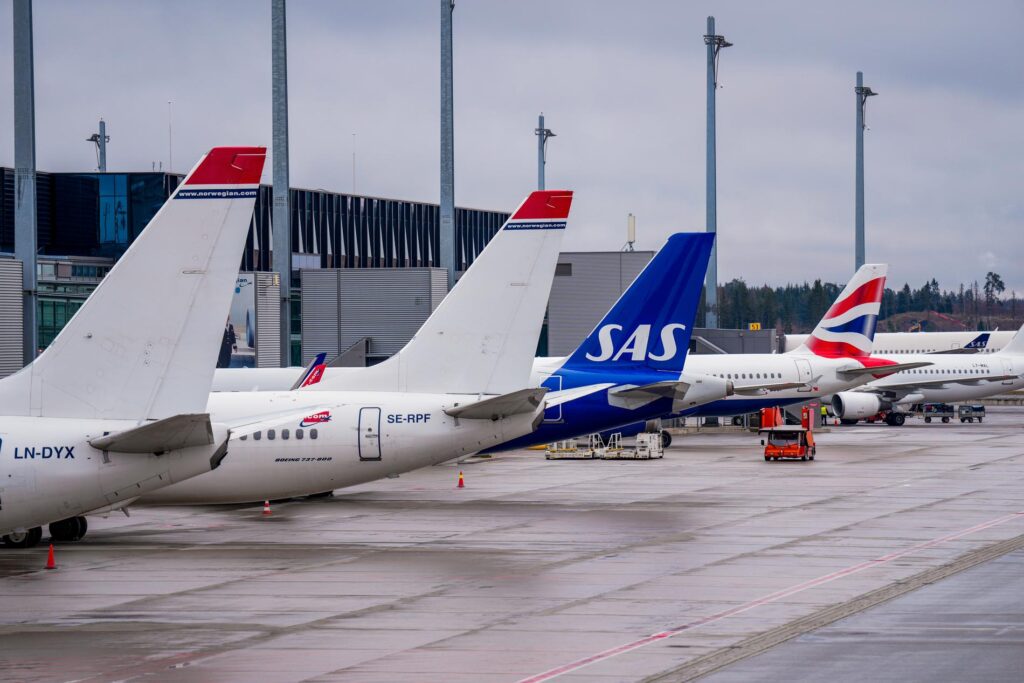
2,1 -> 1022,292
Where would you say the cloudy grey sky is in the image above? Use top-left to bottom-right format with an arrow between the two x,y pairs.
2,1 -> 1022,292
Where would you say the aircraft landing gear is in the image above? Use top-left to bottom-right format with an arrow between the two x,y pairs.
660,430 -> 672,449
2,527 -> 43,548
49,516 -> 88,543
885,412 -> 906,427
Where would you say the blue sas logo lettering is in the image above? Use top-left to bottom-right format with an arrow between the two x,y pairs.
584,323 -> 688,362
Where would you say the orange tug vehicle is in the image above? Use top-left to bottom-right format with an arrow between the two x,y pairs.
759,406 -> 816,462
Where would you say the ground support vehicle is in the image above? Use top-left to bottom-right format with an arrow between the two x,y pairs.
921,403 -> 955,423
959,404 -> 986,423
760,426 -> 817,461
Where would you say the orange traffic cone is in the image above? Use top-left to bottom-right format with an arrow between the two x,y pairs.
262,500 -> 272,516
45,543 -> 56,570
457,471 -> 465,488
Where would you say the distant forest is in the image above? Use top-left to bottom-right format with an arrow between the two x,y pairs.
696,271 -> 1022,334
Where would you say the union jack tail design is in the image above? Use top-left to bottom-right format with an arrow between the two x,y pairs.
796,264 -> 887,358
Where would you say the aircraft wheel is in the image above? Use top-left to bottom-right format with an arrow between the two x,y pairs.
2,527 -> 43,549
891,413 -> 906,426
660,431 -> 672,449
49,516 -> 87,543
942,416 -> 950,424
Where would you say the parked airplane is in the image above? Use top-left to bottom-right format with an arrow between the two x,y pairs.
143,190 -> 575,504
664,264 -> 932,420
491,233 -> 732,450
214,263 -> 929,447
831,323 -> 1024,425
784,330 -> 1013,355
0,147 -> 266,547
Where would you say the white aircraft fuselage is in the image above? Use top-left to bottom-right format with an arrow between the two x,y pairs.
144,390 -> 541,504
0,417 -> 223,534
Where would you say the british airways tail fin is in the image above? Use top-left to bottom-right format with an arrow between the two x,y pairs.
313,191 -> 572,395
0,147 -> 265,420
792,263 -> 887,358
561,232 -> 713,373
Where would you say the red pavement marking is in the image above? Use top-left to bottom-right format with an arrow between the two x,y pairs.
517,511 -> 1024,683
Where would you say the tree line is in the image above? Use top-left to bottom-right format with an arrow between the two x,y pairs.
698,272 -> 1020,334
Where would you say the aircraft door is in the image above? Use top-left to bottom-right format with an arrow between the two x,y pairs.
1001,358 -> 1014,385
794,358 -> 813,392
358,407 -> 382,461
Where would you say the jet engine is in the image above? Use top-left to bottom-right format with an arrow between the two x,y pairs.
831,392 -> 890,420
679,373 -> 734,408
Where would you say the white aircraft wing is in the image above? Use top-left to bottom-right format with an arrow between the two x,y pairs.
835,361 -> 933,380
872,374 -> 1021,392
733,381 -> 808,396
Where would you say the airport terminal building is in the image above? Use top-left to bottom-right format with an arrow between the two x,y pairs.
0,167 -> 510,370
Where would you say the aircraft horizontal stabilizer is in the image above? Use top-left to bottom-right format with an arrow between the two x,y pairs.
610,380 -> 689,400
89,414 -> 214,454
546,383 -> 615,407
445,388 -> 547,420
836,361 -> 932,379
733,381 -> 808,395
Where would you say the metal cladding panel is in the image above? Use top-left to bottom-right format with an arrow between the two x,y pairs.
0,259 -> 23,377
255,272 -> 282,368
300,269 -> 340,365
547,251 -> 654,356
338,268 -> 444,359
429,269 -> 448,310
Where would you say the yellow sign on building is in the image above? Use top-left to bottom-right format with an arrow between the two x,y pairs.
748,322 -> 762,331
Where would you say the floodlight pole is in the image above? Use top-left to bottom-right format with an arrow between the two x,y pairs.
703,16 -> 731,328
14,0 -> 37,363
272,0 -> 292,366
535,113 -> 555,190
854,71 -> 877,270
439,0 -> 456,289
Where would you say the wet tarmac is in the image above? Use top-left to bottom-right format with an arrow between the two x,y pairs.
1,407 -> 1023,683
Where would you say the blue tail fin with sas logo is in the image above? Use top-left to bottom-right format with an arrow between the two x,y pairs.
562,232 -> 713,373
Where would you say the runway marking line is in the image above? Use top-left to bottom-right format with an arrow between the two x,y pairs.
516,510 -> 1024,683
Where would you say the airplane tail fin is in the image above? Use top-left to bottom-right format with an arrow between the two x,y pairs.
291,353 -> 328,390
0,147 -> 266,420
561,232 -> 713,373
315,191 -> 572,395
998,323 -> 1024,356
792,264 -> 887,358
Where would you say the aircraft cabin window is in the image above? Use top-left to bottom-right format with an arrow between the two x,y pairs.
296,429 -> 304,440
268,429 -> 276,440
253,432 -> 261,441
310,429 -> 319,440
239,434 -> 247,441
282,429 -> 290,440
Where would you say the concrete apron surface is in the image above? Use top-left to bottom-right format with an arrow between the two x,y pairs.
1,407 -> 1022,683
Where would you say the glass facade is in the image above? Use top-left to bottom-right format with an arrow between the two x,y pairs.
0,168 -> 509,272
1,167 -> 511,355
